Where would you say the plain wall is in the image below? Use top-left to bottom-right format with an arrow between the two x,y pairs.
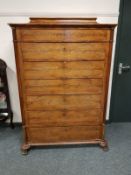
0,0 -> 120,122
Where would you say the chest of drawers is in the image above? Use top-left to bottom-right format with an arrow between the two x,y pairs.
10,18 -> 116,154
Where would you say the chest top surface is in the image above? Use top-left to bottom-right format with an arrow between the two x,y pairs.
9,17 -> 116,29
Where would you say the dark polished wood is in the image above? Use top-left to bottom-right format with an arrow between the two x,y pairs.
9,18 -> 116,154
0,59 -> 14,128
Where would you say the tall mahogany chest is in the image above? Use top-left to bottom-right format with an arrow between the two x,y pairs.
10,18 -> 116,154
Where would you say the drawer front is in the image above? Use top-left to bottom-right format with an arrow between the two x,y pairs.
25,95 -> 102,110
26,109 -> 103,126
27,126 -> 102,143
17,29 -> 111,42
20,43 -> 108,61
24,61 -> 105,79
25,79 -> 103,95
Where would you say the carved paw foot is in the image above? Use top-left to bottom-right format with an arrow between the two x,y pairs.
99,140 -> 109,151
21,144 -> 30,155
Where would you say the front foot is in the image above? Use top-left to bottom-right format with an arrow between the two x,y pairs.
99,140 -> 108,151
21,144 -> 30,155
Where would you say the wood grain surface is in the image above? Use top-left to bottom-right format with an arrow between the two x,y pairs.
20,43 -> 108,61
16,28 -> 111,42
25,95 -> 103,110
25,79 -> 103,95
27,126 -> 102,143
10,18 -> 116,151
26,109 -> 103,126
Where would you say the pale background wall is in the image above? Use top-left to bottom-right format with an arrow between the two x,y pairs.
0,0 -> 120,122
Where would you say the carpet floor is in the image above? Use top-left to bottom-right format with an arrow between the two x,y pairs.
0,123 -> 131,175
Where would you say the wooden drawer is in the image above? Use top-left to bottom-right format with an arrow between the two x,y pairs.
25,79 -> 103,95
20,43 -> 109,61
17,29 -> 111,42
25,95 -> 102,110
27,126 -> 102,143
26,109 -> 103,126
24,61 -> 105,80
